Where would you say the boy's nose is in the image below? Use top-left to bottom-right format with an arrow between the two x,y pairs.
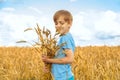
55,26 -> 59,30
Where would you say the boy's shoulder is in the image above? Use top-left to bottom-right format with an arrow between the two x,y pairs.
62,32 -> 72,37
60,33 -> 73,41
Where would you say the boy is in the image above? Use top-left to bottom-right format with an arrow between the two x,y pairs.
42,10 -> 75,80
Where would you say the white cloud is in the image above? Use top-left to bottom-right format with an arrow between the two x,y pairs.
94,10 -> 120,35
71,10 -> 120,46
71,11 -> 95,41
0,8 -> 53,46
1,7 -> 15,12
28,7 -> 42,14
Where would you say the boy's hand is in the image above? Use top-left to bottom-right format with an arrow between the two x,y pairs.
43,65 -> 49,73
42,54 -> 49,63
42,54 -> 50,73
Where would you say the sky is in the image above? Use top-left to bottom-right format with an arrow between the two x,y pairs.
0,0 -> 120,47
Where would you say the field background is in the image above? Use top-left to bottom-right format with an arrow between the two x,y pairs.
0,46 -> 120,80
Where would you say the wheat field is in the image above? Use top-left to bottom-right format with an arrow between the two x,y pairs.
0,46 -> 120,80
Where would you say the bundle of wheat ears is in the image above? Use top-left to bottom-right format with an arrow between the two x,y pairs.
16,24 -> 66,77
16,24 -> 66,76
17,23 -> 65,57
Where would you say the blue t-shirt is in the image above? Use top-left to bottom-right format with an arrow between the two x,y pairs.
51,32 -> 75,80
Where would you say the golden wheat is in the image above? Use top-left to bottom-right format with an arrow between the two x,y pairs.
0,46 -> 120,80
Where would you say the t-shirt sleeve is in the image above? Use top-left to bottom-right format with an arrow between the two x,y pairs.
60,36 -> 72,50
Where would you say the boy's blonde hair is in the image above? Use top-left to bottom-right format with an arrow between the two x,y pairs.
53,10 -> 73,24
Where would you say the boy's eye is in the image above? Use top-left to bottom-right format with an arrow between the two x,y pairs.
55,21 -> 65,25
60,22 -> 64,25
60,23 -> 64,25
55,22 -> 58,25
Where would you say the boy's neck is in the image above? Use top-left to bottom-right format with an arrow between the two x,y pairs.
60,31 -> 69,36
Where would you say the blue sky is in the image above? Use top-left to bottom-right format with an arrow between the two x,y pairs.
0,0 -> 120,46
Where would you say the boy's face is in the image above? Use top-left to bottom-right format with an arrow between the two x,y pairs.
54,16 -> 71,35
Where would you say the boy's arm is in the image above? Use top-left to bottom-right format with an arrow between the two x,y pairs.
42,49 -> 74,64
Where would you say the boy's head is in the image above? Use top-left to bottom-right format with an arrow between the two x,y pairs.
53,10 -> 73,35
53,10 -> 73,24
